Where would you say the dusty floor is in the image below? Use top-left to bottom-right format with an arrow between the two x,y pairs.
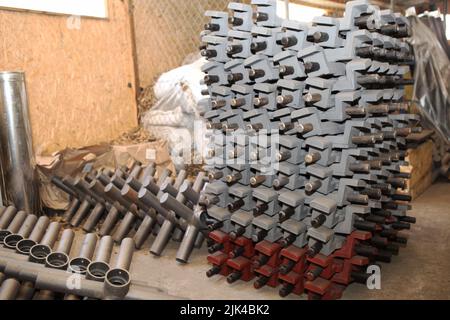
126,180 -> 450,300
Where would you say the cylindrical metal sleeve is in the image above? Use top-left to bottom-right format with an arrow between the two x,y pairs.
82,202 -> 105,232
94,236 -> 114,263
99,207 -> 121,236
40,222 -> 61,247
51,176 -> 78,198
55,229 -> 75,254
70,199 -> 91,227
104,183 -> 133,209
129,165 -> 142,179
0,278 -> 20,300
138,189 -> 170,218
115,238 -> 134,270
173,170 -> 188,189
28,216 -> 50,243
5,210 -> 27,233
62,198 -> 80,222
141,175 -> 160,195
179,182 -> 200,204
150,219 -> 176,256
139,163 -> 156,182
15,281 -> 35,300
133,216 -> 155,249
112,212 -> 136,244
156,169 -> 172,186
78,233 -> 98,260
0,206 -> 17,229
126,176 -> 142,191
0,206 -> 7,219
192,172 -> 206,192
160,193 -> 193,221
176,225 -> 199,263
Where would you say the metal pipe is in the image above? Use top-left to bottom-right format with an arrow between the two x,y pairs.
69,199 -> 91,227
16,216 -> 50,255
112,212 -> 136,244
0,206 -> 18,229
0,72 -> 40,213
15,281 -> 35,300
0,278 -> 20,300
29,221 -> 61,264
176,224 -> 199,264
150,172 -> 190,256
4,214 -> 37,249
133,215 -> 155,249
82,202 -> 106,232
0,254 -> 179,300
98,206 -> 121,236
62,198 -> 81,222
45,229 -> 75,270
87,236 -> 114,282
68,233 -> 98,274
0,210 -> 27,243
104,237 -> 134,299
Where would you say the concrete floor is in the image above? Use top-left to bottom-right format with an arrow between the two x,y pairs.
126,181 -> 450,300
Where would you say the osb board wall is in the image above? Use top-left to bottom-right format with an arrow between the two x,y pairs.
0,0 -> 138,155
401,140 -> 435,199
132,0 -> 232,89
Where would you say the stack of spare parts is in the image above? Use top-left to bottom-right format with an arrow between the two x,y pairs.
199,0 -> 418,300
0,205 -> 144,300
49,160 -> 208,264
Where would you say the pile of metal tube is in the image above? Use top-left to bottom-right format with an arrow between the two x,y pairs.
50,160 -> 210,264
198,0 -> 418,299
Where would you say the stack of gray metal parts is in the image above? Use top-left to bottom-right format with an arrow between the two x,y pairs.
50,160 -> 209,264
0,205 -> 140,300
199,0 -> 418,299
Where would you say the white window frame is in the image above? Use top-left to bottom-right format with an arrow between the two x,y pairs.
0,0 -> 108,19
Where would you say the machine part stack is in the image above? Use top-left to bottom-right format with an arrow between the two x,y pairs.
199,0 -> 418,300
50,160 -> 210,264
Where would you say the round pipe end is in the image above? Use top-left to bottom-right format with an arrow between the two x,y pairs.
29,244 -> 52,264
46,252 -> 70,270
86,261 -> 110,282
68,257 -> 91,274
16,239 -> 36,255
104,268 -> 131,299
0,230 -> 12,244
3,234 -> 23,249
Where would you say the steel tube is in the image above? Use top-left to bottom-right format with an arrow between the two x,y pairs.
0,278 -> 20,300
4,214 -> 37,249
104,238 -> 134,299
62,198 -> 81,222
133,216 -> 155,249
68,233 -> 98,274
29,221 -> 61,264
176,224 -> 199,264
87,235 -> 114,282
82,202 -> 105,232
0,255 -> 179,300
0,206 -> 17,229
70,199 -> 91,227
45,229 -> 75,270
0,210 -> 27,243
112,212 -> 136,244
98,206 -> 121,236
16,216 -> 50,255
0,72 -> 40,213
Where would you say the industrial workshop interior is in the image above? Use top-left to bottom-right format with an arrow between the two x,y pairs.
0,0 -> 449,309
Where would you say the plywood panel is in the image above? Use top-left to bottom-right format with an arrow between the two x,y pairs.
0,0 -> 138,155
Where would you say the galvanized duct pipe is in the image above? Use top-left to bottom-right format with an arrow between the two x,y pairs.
0,72 -> 40,214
